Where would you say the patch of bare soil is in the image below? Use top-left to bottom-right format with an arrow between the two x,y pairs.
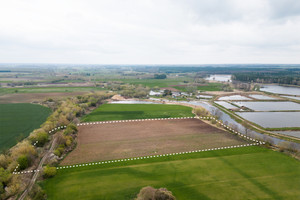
61,119 -> 247,165
111,94 -> 126,101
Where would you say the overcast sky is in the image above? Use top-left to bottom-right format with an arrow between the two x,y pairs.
0,0 -> 300,64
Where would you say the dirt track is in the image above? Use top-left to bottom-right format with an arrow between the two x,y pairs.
62,119 -> 246,165
18,137 -> 57,200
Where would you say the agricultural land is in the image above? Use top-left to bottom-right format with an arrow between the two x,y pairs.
0,103 -> 51,151
44,146 -> 300,200
81,104 -> 194,122
0,65 -> 300,200
62,118 -> 246,165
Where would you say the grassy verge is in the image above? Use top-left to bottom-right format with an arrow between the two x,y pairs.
266,127 -> 300,131
105,78 -> 192,88
42,146 -> 300,200
174,83 -> 223,92
81,104 -> 194,122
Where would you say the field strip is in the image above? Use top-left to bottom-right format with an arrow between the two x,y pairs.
13,142 -> 264,174
78,116 -> 261,143
13,116 -> 266,175
56,143 -> 264,170
77,116 -> 197,126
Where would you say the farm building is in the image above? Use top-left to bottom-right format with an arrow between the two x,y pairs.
149,90 -> 163,96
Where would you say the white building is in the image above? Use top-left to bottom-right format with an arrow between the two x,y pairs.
149,90 -> 162,96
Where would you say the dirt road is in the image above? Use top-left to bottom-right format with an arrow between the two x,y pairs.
18,137 -> 57,200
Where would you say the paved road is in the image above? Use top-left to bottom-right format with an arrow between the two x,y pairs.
18,137 -> 57,200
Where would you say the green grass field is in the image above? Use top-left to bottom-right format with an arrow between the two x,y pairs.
0,87 -> 105,95
107,78 -> 192,88
81,104 -> 194,122
0,103 -> 51,151
174,83 -> 223,92
43,146 -> 300,200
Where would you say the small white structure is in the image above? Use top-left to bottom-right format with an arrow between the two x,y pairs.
181,92 -> 189,97
149,90 -> 162,96
172,92 -> 181,98
196,95 -> 213,99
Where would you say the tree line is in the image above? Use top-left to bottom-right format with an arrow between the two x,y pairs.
233,71 -> 300,86
0,92 -> 113,200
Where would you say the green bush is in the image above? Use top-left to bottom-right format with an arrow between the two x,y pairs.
0,167 -> 11,194
0,182 -> 4,194
53,149 -> 61,157
33,189 -> 46,200
30,131 -> 49,147
0,155 -> 8,169
17,155 -> 30,170
89,97 -> 97,107
30,184 -> 46,200
63,128 -> 73,135
57,147 -> 64,153
68,123 -> 78,131
193,107 -> 209,117
43,166 -> 57,178
35,132 -> 49,146
63,124 -> 78,135
54,146 -> 65,157
30,186 -> 47,200
65,136 -> 73,147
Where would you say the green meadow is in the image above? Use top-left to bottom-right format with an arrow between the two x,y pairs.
108,78 -> 192,88
174,83 -> 223,92
0,103 -> 51,151
43,146 -> 300,200
0,87 -> 105,95
81,104 -> 194,122
109,78 -> 224,91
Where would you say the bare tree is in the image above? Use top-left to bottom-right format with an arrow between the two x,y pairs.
242,121 -> 251,136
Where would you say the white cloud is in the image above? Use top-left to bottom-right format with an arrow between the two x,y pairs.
0,0 -> 299,64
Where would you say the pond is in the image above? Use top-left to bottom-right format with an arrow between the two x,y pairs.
249,94 -> 277,100
218,95 -> 251,101
215,101 -> 239,109
260,85 -> 300,95
182,101 -> 300,150
236,112 -> 300,128
233,101 -> 300,111
205,74 -> 232,82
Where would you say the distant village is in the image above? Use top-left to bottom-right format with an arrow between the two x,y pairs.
149,90 -> 212,99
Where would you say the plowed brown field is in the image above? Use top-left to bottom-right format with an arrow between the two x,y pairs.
61,118 -> 247,165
